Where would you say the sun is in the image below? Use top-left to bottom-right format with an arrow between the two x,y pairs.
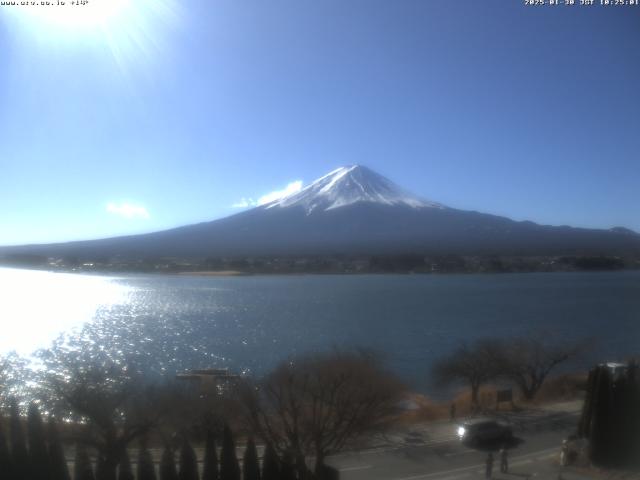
16,0 -> 132,30
9,0 -> 179,71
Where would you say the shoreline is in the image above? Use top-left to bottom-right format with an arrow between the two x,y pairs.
176,270 -> 249,277
2,264 -> 638,278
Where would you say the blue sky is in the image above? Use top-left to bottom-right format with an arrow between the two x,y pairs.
0,0 -> 638,245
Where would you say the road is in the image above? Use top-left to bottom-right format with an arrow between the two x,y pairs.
328,401 -> 583,480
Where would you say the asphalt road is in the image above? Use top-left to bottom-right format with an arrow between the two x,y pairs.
328,405 -> 581,480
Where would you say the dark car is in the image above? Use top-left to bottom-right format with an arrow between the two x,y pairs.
457,419 -> 513,445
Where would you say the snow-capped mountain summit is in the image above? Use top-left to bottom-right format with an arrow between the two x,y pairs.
265,165 -> 444,214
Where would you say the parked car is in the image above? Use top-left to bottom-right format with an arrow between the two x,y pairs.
457,419 -> 513,445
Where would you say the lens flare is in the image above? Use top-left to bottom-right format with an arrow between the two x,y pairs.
7,0 -> 180,72
15,0 -> 131,29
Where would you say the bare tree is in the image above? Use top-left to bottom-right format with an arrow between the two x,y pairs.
499,335 -> 583,400
0,352 -> 30,406
433,336 -> 584,405
241,351 -> 405,478
41,360 -> 163,480
432,339 -> 503,409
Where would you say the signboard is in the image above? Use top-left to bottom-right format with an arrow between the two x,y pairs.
496,388 -> 513,404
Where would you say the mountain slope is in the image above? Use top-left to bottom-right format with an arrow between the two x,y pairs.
1,166 -> 639,260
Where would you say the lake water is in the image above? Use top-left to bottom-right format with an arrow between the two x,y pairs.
1,267 -> 639,393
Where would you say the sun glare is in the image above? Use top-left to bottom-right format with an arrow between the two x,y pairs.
16,0 -> 131,29
9,0 -> 179,70
0,267 -> 132,355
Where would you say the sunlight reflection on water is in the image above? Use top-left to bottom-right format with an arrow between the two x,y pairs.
0,267 -> 133,355
0,267 -> 638,392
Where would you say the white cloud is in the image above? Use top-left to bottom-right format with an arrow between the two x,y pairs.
232,198 -> 256,208
106,202 -> 150,219
233,180 -> 303,208
257,180 -> 303,205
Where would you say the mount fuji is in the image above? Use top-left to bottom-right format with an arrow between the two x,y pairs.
263,165 -> 443,213
2,165 -> 639,261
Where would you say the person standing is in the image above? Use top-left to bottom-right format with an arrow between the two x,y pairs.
560,440 -> 569,466
450,403 -> 456,422
500,447 -> 508,473
485,452 -> 494,479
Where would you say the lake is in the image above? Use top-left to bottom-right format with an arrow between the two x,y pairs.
1,267 -> 639,394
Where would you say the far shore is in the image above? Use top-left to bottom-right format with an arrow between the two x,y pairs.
1,263 -> 639,278
177,270 -> 250,277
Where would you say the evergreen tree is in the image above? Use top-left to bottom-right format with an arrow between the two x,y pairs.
279,452 -> 295,480
0,422 -> 14,480
609,362 -> 640,467
242,438 -> 260,480
202,431 -> 219,480
179,438 -> 199,480
581,363 -> 640,468
137,444 -> 157,480
219,425 -> 240,480
627,361 -> 640,468
589,366 -> 612,465
118,450 -> 135,480
611,370 -> 628,465
96,456 -> 108,480
28,403 -> 50,480
260,444 -> 279,480
10,399 -> 30,480
48,419 -> 71,480
74,445 -> 96,480
578,367 -> 596,438
160,447 -> 179,480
